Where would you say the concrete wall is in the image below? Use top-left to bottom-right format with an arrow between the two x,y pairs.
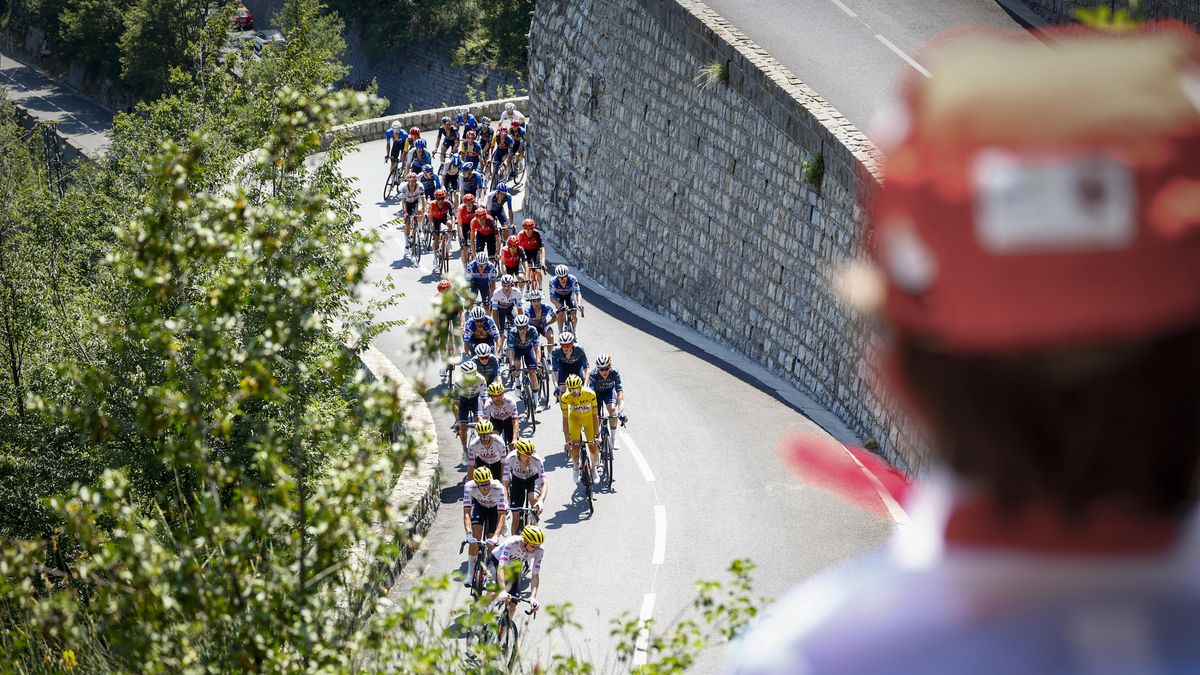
525,0 -> 928,471
243,0 -> 525,115
1017,0 -> 1200,26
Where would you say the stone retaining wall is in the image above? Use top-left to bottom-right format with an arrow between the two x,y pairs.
321,96 -> 527,149
526,0 -> 927,471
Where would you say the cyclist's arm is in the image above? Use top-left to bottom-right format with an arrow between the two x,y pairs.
462,486 -> 474,534
492,490 -> 508,541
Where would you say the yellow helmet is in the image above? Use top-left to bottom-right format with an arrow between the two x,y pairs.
475,419 -> 494,435
565,374 -> 583,390
487,381 -> 505,396
514,439 -> 535,456
521,525 -> 545,546
472,466 -> 492,484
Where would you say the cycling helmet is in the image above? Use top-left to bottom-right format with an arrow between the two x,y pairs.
595,354 -> 612,368
450,154 -> 462,166
511,119 -> 521,128
434,188 -> 447,198
391,120 -> 401,130
522,218 -> 536,229
441,116 -> 451,124
422,163 -> 433,172
474,208 -> 487,217
466,131 -> 477,140
514,439 -> 535,456
474,343 -> 493,357
406,172 -> 418,181
463,161 -> 475,171
507,235 -> 519,247
460,360 -> 478,374
559,331 -> 575,345
501,274 -> 516,287
521,524 -> 545,546
474,252 -> 488,265
487,381 -> 504,396
475,419 -> 494,435
513,314 -> 530,327
565,374 -> 583,389
505,102 -> 515,111
554,264 -> 569,277
409,126 -> 420,137
472,466 -> 492,484
480,116 -> 491,125
497,183 -> 509,194
436,279 -> 452,292
525,290 -> 542,301
415,139 -> 427,149
468,306 -> 487,320
463,193 -> 476,203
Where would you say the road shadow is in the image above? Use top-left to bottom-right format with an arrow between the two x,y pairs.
391,257 -> 415,270
542,449 -> 570,472
540,490 -> 593,528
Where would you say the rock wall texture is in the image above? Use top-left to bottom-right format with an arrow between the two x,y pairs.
243,0 -> 526,114
525,0 -> 928,471
1018,0 -> 1200,27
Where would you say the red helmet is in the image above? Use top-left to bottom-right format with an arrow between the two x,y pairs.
474,208 -> 487,217
405,172 -> 418,181
436,279 -> 452,292
408,126 -> 420,137
868,23 -> 1200,352
511,119 -> 521,127
434,188 -> 447,198
463,193 -> 475,203
521,218 -> 536,229
466,130 -> 477,139
507,235 -> 519,246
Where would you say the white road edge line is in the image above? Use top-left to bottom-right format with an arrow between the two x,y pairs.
632,592 -> 656,667
874,34 -> 932,78
842,448 -> 912,528
829,0 -> 857,17
652,505 -> 666,565
620,431 -> 655,482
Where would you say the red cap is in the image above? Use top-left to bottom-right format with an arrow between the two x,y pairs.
872,23 -> 1200,352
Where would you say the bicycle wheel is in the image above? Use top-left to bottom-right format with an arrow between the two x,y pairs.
579,450 -> 594,514
470,554 -> 487,599
604,428 -> 614,488
522,376 -> 536,427
498,612 -> 519,669
383,171 -> 396,200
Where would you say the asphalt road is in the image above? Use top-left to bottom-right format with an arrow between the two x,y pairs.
339,138 -> 894,670
0,53 -> 112,159
700,0 -> 1022,138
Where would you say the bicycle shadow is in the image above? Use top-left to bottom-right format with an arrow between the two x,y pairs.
539,491 -> 593,528
542,449 -> 571,472
390,257 -> 415,270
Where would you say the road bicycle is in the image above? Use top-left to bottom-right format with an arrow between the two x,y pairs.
464,591 -> 535,670
568,432 -> 596,515
597,409 -> 627,490
434,224 -> 451,275
459,535 -> 495,600
507,365 -> 541,427
508,504 -> 540,539
507,153 -> 525,187
383,164 -> 400,200
524,263 -> 544,293
561,304 -> 583,336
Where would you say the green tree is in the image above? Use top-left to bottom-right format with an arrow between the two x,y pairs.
452,0 -> 533,75
56,0 -> 133,80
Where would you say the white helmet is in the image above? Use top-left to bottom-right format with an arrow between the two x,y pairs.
594,354 -> 612,368
524,290 -> 542,301
559,331 -> 575,345
459,106 -> 469,114
460,360 -> 478,373
554,264 -> 569,277
501,274 -> 516,286
505,102 -> 515,111
474,343 -> 493,357
391,120 -> 401,130
513,314 -> 530,327
474,252 -> 489,265
468,306 -> 486,320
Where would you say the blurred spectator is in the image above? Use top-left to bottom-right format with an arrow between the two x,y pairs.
730,22 -> 1200,675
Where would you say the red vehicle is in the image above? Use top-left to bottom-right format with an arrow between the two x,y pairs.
232,3 -> 254,30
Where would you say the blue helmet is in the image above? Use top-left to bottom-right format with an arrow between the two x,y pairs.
422,163 -> 433,172
497,183 -> 509,194
462,162 -> 475,171
415,138 -> 427,149
450,154 -> 462,166
481,116 -> 491,125
441,116 -> 450,124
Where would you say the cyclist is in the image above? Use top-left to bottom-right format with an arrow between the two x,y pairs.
498,101 -> 525,127
503,440 -> 545,535
460,160 -> 483,202
549,264 -> 585,333
524,290 -> 557,361
484,183 -> 514,235
559,373 -> 600,484
417,164 -> 441,219
507,314 -> 543,399
397,173 -> 423,241
435,115 -> 459,162
471,207 -> 500,262
384,121 -> 406,182
465,252 -> 497,305
481,381 -> 519,446
499,235 -> 524,280
454,106 -> 477,137
489,127 -> 514,189
589,354 -> 627,433
472,342 -> 502,385
478,116 -> 495,169
455,360 -> 487,453
491,525 -> 544,616
460,133 -> 483,177
440,153 -> 462,207
467,419 -> 507,480
404,138 -> 432,176
462,466 -> 508,586
518,219 -> 546,291
426,188 -> 453,269
506,120 -> 526,179
463,305 -> 499,356
457,193 -> 478,263
491,274 -> 524,346
436,279 -> 458,366
550,331 -> 589,399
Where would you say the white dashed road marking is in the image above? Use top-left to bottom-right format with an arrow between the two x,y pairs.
632,592 -> 657,667
620,431 -> 655,482
874,34 -> 932,78
829,0 -> 857,17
